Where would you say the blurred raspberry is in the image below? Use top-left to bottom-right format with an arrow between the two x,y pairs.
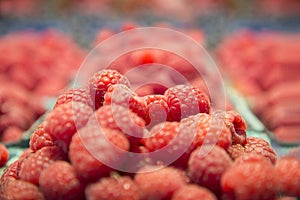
221,154 -> 277,200
0,144 -> 9,167
188,145 -> 232,195
0,178 -> 45,200
172,184 -> 217,200
39,161 -> 84,200
86,176 -> 140,200
69,126 -> 129,183
44,102 -> 92,152
134,166 -> 188,200
275,157 -> 300,197
1,126 -> 23,143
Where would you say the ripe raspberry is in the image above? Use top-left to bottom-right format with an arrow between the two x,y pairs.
172,184 -> 217,200
44,102 -> 92,152
221,155 -> 277,200
0,160 -> 21,184
86,176 -> 140,200
225,111 -> 247,145
39,161 -> 84,200
0,144 -> 9,167
275,157 -> 300,197
181,113 -> 232,150
188,145 -> 232,195
89,69 -> 130,109
103,84 -> 147,120
0,178 -> 45,200
143,94 -> 169,127
165,85 -> 210,122
19,146 -> 66,185
91,104 -> 146,140
29,123 -> 54,152
54,88 -> 93,108
141,121 -> 196,168
69,126 -> 129,183
134,166 -> 188,200
245,137 -> 276,164
1,126 -> 23,143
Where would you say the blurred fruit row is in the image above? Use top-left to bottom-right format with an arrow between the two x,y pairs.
216,30 -> 300,144
0,30 -> 85,143
1,69 -> 299,200
1,0 -> 299,17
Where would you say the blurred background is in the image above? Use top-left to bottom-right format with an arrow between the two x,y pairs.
0,0 -> 299,159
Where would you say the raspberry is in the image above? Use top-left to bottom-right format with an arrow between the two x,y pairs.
89,69 -> 130,109
225,111 -> 247,145
181,113 -> 232,150
188,145 -> 232,195
54,88 -> 93,108
0,160 -> 21,184
172,184 -> 217,200
221,154 -> 277,200
44,102 -> 92,152
245,137 -> 276,164
19,146 -> 66,185
227,137 -> 277,165
29,123 -> 54,152
165,85 -> 210,122
103,84 -> 148,120
275,157 -> 300,197
69,126 -> 129,183
91,104 -> 146,140
141,121 -> 195,168
39,161 -> 84,200
0,144 -> 9,167
1,126 -> 23,143
134,166 -> 188,200
86,176 -> 140,200
0,178 -> 45,200
143,94 -> 169,127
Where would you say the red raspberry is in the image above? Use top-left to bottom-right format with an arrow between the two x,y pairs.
141,121 -> 196,168
39,161 -> 84,200
275,157 -> 300,197
188,145 -> 232,195
1,126 -> 23,143
143,94 -> 169,127
172,184 -> 217,200
44,102 -> 92,152
0,144 -> 9,167
69,126 -> 129,183
227,137 -> 277,165
91,104 -> 146,140
0,178 -> 45,200
54,88 -> 93,108
244,137 -> 277,164
86,176 -> 140,200
225,111 -> 247,145
29,123 -> 54,152
89,69 -> 130,109
103,84 -> 148,120
221,154 -> 277,200
181,113 -> 232,150
165,85 -> 210,122
19,146 -> 66,185
134,166 -> 188,200
0,160 -> 21,184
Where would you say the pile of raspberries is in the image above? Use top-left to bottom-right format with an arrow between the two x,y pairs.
0,69 -> 299,200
